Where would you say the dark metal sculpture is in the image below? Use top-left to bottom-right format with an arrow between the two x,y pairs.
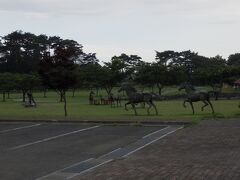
108,93 -> 121,107
25,91 -> 36,107
179,82 -> 214,114
118,84 -> 158,116
89,91 -> 102,105
89,91 -> 121,106
89,91 -> 95,105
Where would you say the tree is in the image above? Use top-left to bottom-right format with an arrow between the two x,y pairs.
39,47 -> 79,117
192,55 -> 226,91
135,62 -> 175,95
134,62 -> 154,91
102,57 -> 126,94
155,50 -> 177,66
0,31 -> 50,73
0,73 -> 17,101
228,53 -> 240,67
78,63 -> 103,92
150,63 -> 169,95
168,66 -> 187,85
110,54 -> 143,80
78,52 -> 99,65
1,31 -> 25,73
15,74 -> 41,102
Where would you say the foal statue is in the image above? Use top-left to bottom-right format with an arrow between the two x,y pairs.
179,82 -> 214,115
118,84 -> 158,116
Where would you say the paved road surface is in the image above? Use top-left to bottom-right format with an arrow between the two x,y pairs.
0,122 -> 181,180
75,119 -> 240,180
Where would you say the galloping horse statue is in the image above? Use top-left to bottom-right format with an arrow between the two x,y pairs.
118,84 -> 158,116
179,82 -> 215,115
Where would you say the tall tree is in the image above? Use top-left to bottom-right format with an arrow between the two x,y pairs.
39,46 -> 80,116
111,53 -> 143,80
155,50 -> 177,66
0,31 -> 49,73
1,31 -> 25,73
0,73 -> 17,102
134,62 -> 154,90
77,63 -> 103,94
150,63 -> 168,95
78,52 -> 99,65
193,55 -> 226,90
103,58 -> 126,95
15,73 -> 41,102
228,53 -> 240,67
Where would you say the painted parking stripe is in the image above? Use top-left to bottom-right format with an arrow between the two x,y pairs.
99,148 -> 121,159
0,124 -> 41,133
143,126 -> 169,138
123,126 -> 184,157
37,125 -> 183,180
36,158 -> 93,180
68,159 -> 114,179
10,125 -> 101,150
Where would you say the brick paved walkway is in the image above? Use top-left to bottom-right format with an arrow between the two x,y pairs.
74,119 -> 240,180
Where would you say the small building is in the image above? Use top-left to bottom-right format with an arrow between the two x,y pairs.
233,79 -> 240,89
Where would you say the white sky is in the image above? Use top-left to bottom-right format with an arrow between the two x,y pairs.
1,0 -> 240,62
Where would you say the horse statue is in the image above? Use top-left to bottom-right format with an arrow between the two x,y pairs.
118,84 -> 158,116
108,93 -> 121,107
179,82 -> 214,114
208,83 -> 222,100
89,91 -> 101,105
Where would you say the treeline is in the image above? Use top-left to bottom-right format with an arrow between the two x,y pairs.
0,30 -> 240,97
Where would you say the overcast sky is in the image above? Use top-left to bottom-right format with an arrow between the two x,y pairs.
0,0 -> 240,62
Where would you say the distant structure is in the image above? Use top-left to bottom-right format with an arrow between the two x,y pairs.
233,79 -> 240,89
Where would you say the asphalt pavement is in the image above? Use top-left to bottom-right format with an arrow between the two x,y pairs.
0,122 -> 181,180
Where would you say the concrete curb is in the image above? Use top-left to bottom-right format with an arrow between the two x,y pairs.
0,119 -> 192,126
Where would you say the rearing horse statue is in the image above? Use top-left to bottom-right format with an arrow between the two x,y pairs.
118,84 -> 158,116
179,82 -> 215,115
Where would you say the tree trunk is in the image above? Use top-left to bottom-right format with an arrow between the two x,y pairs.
156,83 -> 163,96
2,92 -> 5,102
22,90 -> 26,102
7,91 -> 10,99
105,86 -> 112,96
63,91 -> 67,117
72,89 -> 75,98
43,89 -> 47,98
59,92 -> 63,102
96,87 -> 99,96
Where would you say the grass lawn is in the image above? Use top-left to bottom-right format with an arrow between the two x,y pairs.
0,89 -> 239,123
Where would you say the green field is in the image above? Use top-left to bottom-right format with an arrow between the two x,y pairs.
0,89 -> 239,123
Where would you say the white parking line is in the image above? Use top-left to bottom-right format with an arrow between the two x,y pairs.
122,126 -> 184,158
143,126 -> 169,138
10,125 -> 101,150
99,148 -> 121,159
36,158 -> 94,180
68,159 -> 113,179
36,125 -> 183,180
0,124 -> 41,133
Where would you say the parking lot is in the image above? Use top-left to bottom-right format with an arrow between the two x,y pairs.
0,121 -> 182,180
